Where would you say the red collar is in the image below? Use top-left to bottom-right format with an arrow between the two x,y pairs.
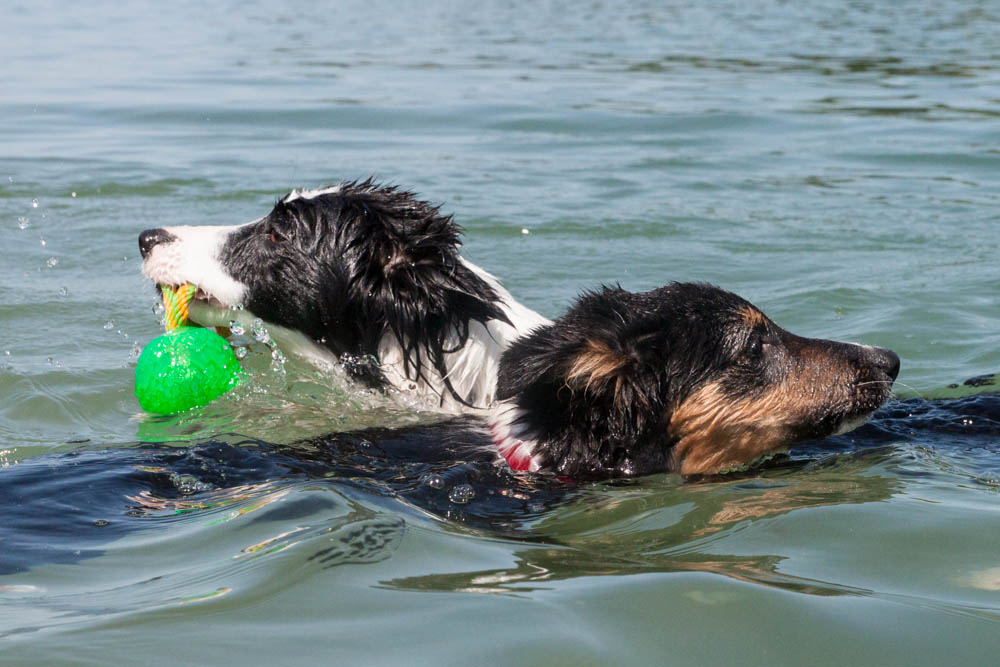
489,422 -> 533,471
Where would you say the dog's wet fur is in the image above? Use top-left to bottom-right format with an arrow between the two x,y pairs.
140,181 -> 899,480
496,283 -> 900,478
139,181 -> 549,412
219,184 -> 509,399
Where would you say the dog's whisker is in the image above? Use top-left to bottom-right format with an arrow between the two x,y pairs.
888,381 -> 927,401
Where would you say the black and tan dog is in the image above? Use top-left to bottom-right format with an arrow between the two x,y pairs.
491,283 -> 900,478
137,182 -> 898,480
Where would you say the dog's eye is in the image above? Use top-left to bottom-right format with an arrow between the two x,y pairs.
267,229 -> 285,244
745,333 -> 765,359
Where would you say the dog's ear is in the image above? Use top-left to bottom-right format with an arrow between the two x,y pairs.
500,330 -> 654,419
496,322 -> 577,402
497,289 -> 674,477
334,184 -> 511,406
503,287 -> 653,395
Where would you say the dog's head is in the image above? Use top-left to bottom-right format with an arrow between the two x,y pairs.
496,283 -> 900,478
139,181 -> 509,398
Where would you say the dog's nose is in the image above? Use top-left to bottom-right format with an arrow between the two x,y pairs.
138,228 -> 177,259
872,347 -> 901,381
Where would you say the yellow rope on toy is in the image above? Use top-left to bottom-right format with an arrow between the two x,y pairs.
162,284 -> 197,331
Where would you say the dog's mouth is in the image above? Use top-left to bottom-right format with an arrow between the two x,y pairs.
155,283 -> 234,338
157,283 -> 228,309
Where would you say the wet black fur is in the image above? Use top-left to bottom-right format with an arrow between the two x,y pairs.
498,282 -> 900,479
220,180 -> 510,405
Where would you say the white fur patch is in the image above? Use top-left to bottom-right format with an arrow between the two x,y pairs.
281,185 -> 344,203
377,259 -> 551,414
832,412 -> 872,436
488,403 -> 540,471
141,224 -> 248,306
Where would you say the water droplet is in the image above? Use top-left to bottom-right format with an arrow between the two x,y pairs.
521,228 -> 530,235
59,286 -> 68,296
39,236 -> 46,247
46,357 -> 55,366
3,350 -> 10,356
421,473 -> 445,489
228,320 -> 245,336
46,257 -> 58,267
129,342 -> 142,361
251,318 -> 270,344
31,198 -> 38,208
271,348 -> 286,363
448,484 -> 475,504
270,359 -> 286,375
17,216 -> 29,230
103,320 -> 114,330
151,301 -> 165,316
71,192 -> 77,198
234,346 -> 248,360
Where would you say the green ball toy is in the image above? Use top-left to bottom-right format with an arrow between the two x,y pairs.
134,285 -> 243,414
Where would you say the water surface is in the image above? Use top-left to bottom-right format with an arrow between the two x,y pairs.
2,1 -> 1000,664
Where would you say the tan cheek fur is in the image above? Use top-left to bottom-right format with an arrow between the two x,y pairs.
668,356 -> 858,475
667,382 -> 796,475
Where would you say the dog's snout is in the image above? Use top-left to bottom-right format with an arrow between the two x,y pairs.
864,346 -> 900,381
138,228 -> 177,259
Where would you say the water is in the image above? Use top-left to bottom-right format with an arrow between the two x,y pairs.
2,0 -> 1000,663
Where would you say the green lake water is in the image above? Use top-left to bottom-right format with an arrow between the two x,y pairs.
2,1 -> 999,664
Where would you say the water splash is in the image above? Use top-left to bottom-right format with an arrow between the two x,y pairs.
340,352 -> 379,377
250,318 -> 270,344
17,216 -> 29,230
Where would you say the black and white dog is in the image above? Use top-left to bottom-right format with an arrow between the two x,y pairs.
140,182 -> 899,478
139,181 -> 549,413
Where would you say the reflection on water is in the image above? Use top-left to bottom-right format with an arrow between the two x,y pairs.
1,392 -> 999,651
382,450 -> 900,597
